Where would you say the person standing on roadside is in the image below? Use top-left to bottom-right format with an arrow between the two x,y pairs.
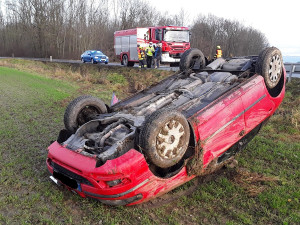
215,45 -> 222,59
154,43 -> 162,68
137,44 -> 145,68
145,42 -> 155,68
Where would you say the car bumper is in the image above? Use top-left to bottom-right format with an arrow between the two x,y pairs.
94,58 -> 108,63
46,141 -> 194,206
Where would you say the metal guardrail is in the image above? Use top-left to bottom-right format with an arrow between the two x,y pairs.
284,63 -> 300,83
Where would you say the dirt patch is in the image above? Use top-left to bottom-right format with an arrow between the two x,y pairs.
228,167 -> 280,196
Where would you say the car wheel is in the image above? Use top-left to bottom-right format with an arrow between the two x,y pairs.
180,48 -> 206,72
122,55 -> 128,66
64,95 -> 107,133
255,47 -> 283,90
139,109 -> 190,168
105,62 -> 108,64
81,58 -> 85,63
92,59 -> 97,64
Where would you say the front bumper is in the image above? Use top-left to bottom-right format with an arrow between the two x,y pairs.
46,141 -> 194,206
94,57 -> 108,63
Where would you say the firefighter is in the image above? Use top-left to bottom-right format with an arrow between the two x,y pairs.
215,45 -> 222,58
137,44 -> 145,68
145,42 -> 155,68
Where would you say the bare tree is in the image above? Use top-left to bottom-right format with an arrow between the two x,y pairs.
0,1 -> 269,59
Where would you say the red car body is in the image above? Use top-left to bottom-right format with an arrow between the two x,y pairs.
47,73 -> 285,206
47,48 -> 286,206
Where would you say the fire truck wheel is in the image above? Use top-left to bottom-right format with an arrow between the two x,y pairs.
180,48 -> 206,72
255,47 -> 283,90
122,55 -> 129,66
139,109 -> 190,168
64,96 -> 107,133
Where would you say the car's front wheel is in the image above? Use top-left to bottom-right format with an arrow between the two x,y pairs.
139,109 -> 190,168
92,59 -> 97,64
255,47 -> 283,90
64,96 -> 107,133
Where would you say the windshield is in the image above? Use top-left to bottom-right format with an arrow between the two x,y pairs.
91,50 -> 103,55
163,30 -> 189,42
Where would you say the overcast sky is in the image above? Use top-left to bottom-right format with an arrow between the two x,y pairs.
151,0 -> 299,56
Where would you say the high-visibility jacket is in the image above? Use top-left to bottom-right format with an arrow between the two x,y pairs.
216,49 -> 222,58
145,46 -> 155,57
138,47 -> 145,60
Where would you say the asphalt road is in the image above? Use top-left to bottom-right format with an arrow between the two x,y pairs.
1,56 -> 299,77
0,56 -> 179,72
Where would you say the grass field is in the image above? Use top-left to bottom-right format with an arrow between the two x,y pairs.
0,60 -> 299,224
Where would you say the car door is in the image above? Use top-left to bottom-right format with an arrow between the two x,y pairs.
87,51 -> 92,62
196,88 -> 246,167
240,75 -> 275,133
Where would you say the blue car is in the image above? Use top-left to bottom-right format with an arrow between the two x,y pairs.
81,50 -> 109,64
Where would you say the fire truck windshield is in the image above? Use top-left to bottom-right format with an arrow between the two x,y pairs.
163,30 -> 189,43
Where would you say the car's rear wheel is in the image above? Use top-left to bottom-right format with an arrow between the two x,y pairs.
255,47 -> 283,90
139,109 -> 190,168
64,96 -> 107,133
180,48 -> 206,72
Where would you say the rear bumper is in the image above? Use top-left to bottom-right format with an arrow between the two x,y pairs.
46,141 -> 194,206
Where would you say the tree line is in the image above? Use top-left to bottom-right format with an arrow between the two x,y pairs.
0,0 -> 269,60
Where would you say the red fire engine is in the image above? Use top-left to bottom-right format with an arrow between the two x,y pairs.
114,26 -> 190,66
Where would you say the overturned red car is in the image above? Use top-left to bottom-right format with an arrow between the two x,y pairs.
46,47 -> 285,206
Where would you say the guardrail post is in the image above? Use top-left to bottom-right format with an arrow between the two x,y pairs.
50,56 -> 52,62
288,64 -> 295,83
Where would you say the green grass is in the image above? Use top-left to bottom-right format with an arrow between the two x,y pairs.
0,62 -> 299,224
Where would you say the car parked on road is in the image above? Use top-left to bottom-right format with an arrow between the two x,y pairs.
81,50 -> 109,64
47,47 -> 285,206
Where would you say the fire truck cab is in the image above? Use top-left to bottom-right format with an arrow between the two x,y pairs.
114,26 -> 190,67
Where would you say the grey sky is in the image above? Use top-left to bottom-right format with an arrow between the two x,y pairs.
150,0 -> 300,56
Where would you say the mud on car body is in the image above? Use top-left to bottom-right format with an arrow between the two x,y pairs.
46,47 -> 286,206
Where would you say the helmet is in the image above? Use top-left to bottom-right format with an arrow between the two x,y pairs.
137,44 -> 140,47
217,45 -> 221,49
149,42 -> 153,45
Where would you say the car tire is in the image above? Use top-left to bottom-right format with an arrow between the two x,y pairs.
180,48 -> 206,72
81,58 -> 85,63
64,95 -> 107,133
105,62 -> 108,64
92,59 -> 97,64
122,55 -> 128,66
255,47 -> 283,90
139,109 -> 190,168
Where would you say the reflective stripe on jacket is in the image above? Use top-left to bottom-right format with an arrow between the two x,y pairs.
138,48 -> 145,60
216,49 -> 222,58
145,46 -> 155,57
